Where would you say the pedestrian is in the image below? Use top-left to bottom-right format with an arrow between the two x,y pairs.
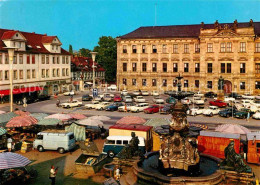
246,111 -> 250,122
49,165 -> 58,185
7,136 -> 13,152
56,99 -> 60,107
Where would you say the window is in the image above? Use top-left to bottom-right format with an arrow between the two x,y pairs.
132,45 -> 137,53
152,79 -> 157,86
142,63 -> 147,72
4,70 -> 9,80
66,57 -> 69,64
184,63 -> 189,72
53,69 -> 56,77
56,45 -> 58,50
227,42 -> 232,52
163,63 -> 167,72
27,55 -> 30,64
255,81 -> 260,89
116,140 -> 122,145
162,79 -> 167,87
240,63 -> 246,73
46,56 -> 49,64
173,44 -> 178,53
0,54 -> 2,64
36,135 -> 43,140
152,45 -> 157,53
62,56 -> 65,64
220,43 -> 225,52
32,55 -> 35,64
142,45 -> 146,53
132,63 -> 136,72
256,43 -> 260,53
207,81 -> 212,89
46,69 -> 50,78
107,140 -> 115,144
207,63 -> 212,73
173,63 -> 178,72
5,54 -> 8,64
221,63 -> 225,73
57,56 -> 60,64
42,69 -> 45,78
195,63 -> 200,72
240,42 -> 246,52
227,63 -> 232,73
57,69 -> 60,77
184,80 -> 188,87
19,55 -> 23,64
142,79 -> 147,86
195,44 -> 200,53
52,45 -> 54,50
0,70 -> 2,80
13,55 -> 17,64
152,63 -> 157,72
173,80 -> 177,87
184,44 -> 189,53
13,70 -> 17,80
240,82 -> 245,90
195,80 -> 199,88
256,63 -> 260,74
123,78 -> 127,85
132,79 -> 136,86
207,43 -> 213,52
53,56 -> 55,64
123,45 -> 127,53
162,44 -> 167,53
123,63 -> 127,72
66,69 -> 69,76
27,70 -> 30,79
123,140 -> 128,145
32,69 -> 36,78
19,70 -> 23,79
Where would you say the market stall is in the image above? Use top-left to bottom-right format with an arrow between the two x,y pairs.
0,128 -> 7,150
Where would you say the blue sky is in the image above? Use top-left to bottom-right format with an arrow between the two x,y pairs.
0,0 -> 260,50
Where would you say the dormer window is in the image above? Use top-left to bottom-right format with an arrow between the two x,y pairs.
52,45 -> 54,50
36,46 -> 41,49
27,45 -> 32,48
16,34 -> 18,37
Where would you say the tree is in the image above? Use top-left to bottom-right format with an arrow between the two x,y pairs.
69,44 -> 73,54
79,48 -> 91,57
93,36 -> 117,83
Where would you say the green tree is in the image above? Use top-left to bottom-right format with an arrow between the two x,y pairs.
69,44 -> 73,54
79,48 -> 92,57
93,36 -> 117,82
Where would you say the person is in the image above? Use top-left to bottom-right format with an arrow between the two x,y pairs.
114,165 -> 121,181
56,99 -> 60,107
49,165 -> 58,185
247,111 -> 250,122
7,136 -> 13,152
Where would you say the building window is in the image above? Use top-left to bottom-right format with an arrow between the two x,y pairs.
227,42 -> 232,52
5,70 -> 9,80
152,63 -> 157,72
53,69 -> 56,77
221,63 -> 225,73
57,69 -> 60,77
256,63 -> 260,74
62,68 -> 65,76
13,55 -> 17,64
142,79 -> 147,86
142,45 -> 146,53
13,70 -> 17,80
52,45 -> 54,50
162,44 -> 167,53
0,54 -> 2,64
46,56 -> 49,64
56,45 -> 58,50
195,63 -> 200,73
207,81 -> 212,89
207,43 -> 213,52
42,55 -> 45,64
46,69 -> 50,78
53,56 -> 55,64
240,82 -> 245,90
19,55 -> 23,64
173,80 -> 177,87
184,44 -> 189,53
195,80 -> 199,88
184,80 -> 188,87
32,69 -> 36,78
256,81 -> 260,89
240,42 -> 246,52
142,63 -> 147,72
173,44 -> 178,53
27,55 -> 30,64
57,56 -> 60,64
184,63 -> 189,72
32,55 -> 35,64
62,56 -> 65,64
132,63 -> 136,72
220,43 -> 225,52
0,70 -> 2,80
42,69 -> 45,78
5,54 -> 8,64
195,44 -> 200,53
162,79 -> 167,87
240,63 -> 246,73
152,79 -> 157,86
227,63 -> 232,73
123,78 -> 127,85
207,63 -> 212,73
66,69 -> 69,76
123,45 -> 127,53
152,45 -> 157,53
123,63 -> 127,72
163,63 -> 167,72
66,57 -> 69,64
132,79 -> 136,86
132,45 -> 137,53
173,63 -> 178,72
256,43 -> 260,53
19,70 -> 23,79
27,70 -> 30,79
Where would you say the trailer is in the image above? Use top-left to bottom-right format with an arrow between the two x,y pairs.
247,132 -> 260,164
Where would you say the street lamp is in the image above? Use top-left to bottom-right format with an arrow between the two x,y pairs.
90,52 -> 98,89
4,46 -> 18,112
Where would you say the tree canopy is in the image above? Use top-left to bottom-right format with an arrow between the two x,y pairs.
69,44 -> 73,54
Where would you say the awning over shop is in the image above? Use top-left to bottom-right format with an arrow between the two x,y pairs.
0,86 -> 43,96
73,81 -> 80,85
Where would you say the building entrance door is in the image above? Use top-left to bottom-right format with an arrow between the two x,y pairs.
224,80 -> 232,94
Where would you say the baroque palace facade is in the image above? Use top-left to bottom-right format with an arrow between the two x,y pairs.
117,20 -> 260,95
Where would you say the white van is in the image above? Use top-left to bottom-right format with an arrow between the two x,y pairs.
33,130 -> 76,154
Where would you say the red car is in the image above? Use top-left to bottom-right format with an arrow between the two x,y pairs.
113,95 -> 122,102
209,100 -> 227,108
144,105 -> 161,114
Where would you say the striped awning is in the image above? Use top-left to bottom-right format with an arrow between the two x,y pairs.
0,152 -> 31,169
0,127 -> 7,136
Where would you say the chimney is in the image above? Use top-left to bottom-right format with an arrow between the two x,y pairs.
201,22 -> 204,29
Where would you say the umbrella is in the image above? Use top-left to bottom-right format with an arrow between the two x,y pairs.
37,118 -> 61,126
0,110 -> 6,114
0,152 -> 31,170
88,115 -> 111,121
14,110 -> 30,116
0,112 -> 18,125
116,116 -> 146,125
215,124 -> 251,134
78,118 -> 103,126
45,113 -> 72,121
6,115 -> 38,127
0,128 -> 7,136
29,113 -> 49,121
68,113 -> 87,120
144,118 -> 171,127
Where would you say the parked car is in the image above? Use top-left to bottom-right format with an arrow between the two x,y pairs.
84,101 -> 100,109
141,90 -> 149,96
95,102 -> 111,110
234,108 -> 253,119
166,90 -> 176,96
203,106 -> 220,117
130,103 -> 149,113
133,90 -> 141,96
241,99 -> 254,108
188,107 -> 205,116
123,95 -> 133,103
121,90 -> 128,96
251,100 -> 260,108
252,110 -> 260,120
144,105 -> 161,114
93,96 -> 102,102
63,91 -> 75,96
193,97 -> 205,105
209,100 -> 227,108
118,102 -> 136,112
82,94 -> 92,101
204,92 -> 217,98
194,92 -> 204,97
219,108 -> 238,118
114,95 -> 122,102
224,96 -> 235,103
181,97 -> 192,105
134,96 -> 146,103
107,85 -> 117,91
105,102 -> 124,111
229,92 -> 242,99
61,100 -> 83,108
103,95 -> 113,102
151,90 -> 159,96
153,96 -> 165,104
242,94 -> 255,100
160,104 -> 172,114
166,97 -> 177,104
100,93 -> 114,99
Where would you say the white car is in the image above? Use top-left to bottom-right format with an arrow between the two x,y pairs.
187,107 -> 205,116
194,92 -> 204,97
153,96 -> 165,104
123,95 -> 133,103
99,93 -> 114,98
241,99 -> 253,108
181,97 -> 192,105
203,106 -> 220,117
84,101 -> 100,109
224,96 -> 235,103
93,96 -> 102,102
252,110 -> 260,120
61,100 -> 82,108
63,91 -> 75,96
248,105 -> 258,113
193,98 -> 205,105
251,100 -> 260,108
121,90 -> 128,96
141,90 -> 149,96
95,102 -> 111,110
134,96 -> 146,103
151,90 -> 159,96
242,94 -> 255,100
118,103 -> 135,112
107,85 -> 117,91
130,103 -> 149,113
133,90 -> 141,96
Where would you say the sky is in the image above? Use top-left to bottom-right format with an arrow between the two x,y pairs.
0,0 -> 260,51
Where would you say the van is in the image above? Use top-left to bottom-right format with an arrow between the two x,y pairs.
33,130 -> 76,154
102,135 -> 145,158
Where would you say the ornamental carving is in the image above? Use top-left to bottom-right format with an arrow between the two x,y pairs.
130,58 -> 138,61
218,57 -> 234,61
151,58 -> 158,61
205,57 -> 215,61
140,57 -> 148,61
182,58 -> 190,61
254,57 -> 260,61
161,57 -> 169,61
120,58 -> 128,61
171,57 -> 180,61
238,57 -> 247,61
193,57 -> 200,61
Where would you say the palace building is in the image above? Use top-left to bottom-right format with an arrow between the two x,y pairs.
117,20 -> 260,95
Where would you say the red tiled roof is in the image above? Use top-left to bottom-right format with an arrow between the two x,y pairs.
71,56 -> 105,72
109,124 -> 152,132
0,28 -> 70,55
42,36 -> 56,43
119,21 -> 260,39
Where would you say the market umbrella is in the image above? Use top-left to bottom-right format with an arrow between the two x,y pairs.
37,118 -> 61,126
144,118 -> 171,127
88,115 -> 111,121
0,152 -> 31,170
68,113 -> 87,120
6,115 -> 38,128
215,124 -> 251,134
78,118 -> 103,126
116,116 -> 146,125
14,110 -> 30,116
0,127 -> 7,136
45,113 -> 72,121
0,112 -> 18,126
29,113 -> 49,121
0,110 -> 6,114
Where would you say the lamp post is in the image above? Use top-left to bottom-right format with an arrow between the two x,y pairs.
4,47 -> 17,112
90,52 -> 98,89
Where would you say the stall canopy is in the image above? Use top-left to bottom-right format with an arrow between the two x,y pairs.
0,128 -> 7,136
0,152 -> 31,170
116,116 -> 146,125
14,110 -> 30,116
0,112 -> 18,126
37,118 -> 61,126
0,110 -> 6,115
68,113 -> 87,120
144,118 -> 171,127
88,115 -> 110,121
45,113 -> 72,121
215,124 -> 251,134
78,118 -> 103,126
6,116 -> 38,128
0,86 -> 43,96
65,123 -> 86,141
29,113 -> 49,121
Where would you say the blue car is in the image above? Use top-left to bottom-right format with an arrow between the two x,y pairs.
105,102 -> 124,111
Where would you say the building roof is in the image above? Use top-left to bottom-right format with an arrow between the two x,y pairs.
109,124 -> 152,132
119,21 -> 260,39
0,28 -> 70,55
71,56 -> 105,72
